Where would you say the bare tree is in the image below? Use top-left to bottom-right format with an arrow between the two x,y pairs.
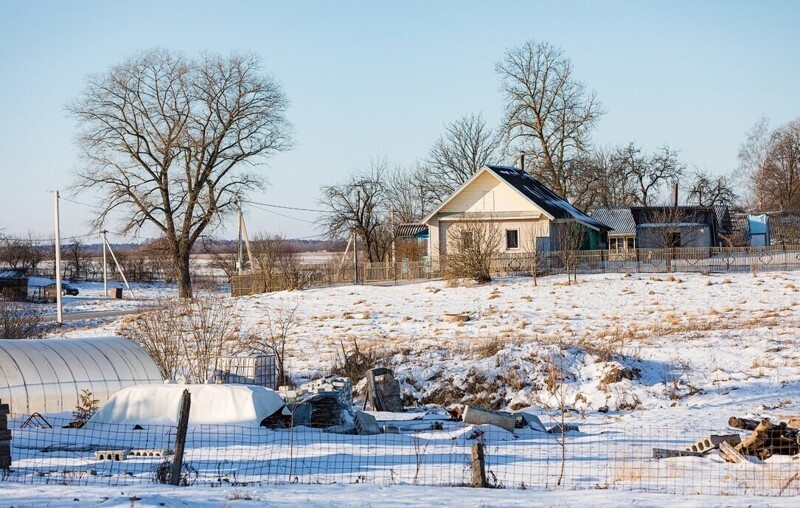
741,118 -> 800,212
684,169 -> 738,207
0,235 -> 44,273
320,160 -> 392,262
443,218 -> 501,284
247,300 -> 299,387
554,222 -> 588,285
251,233 -> 303,291
614,144 -> 684,206
68,49 -> 293,297
418,114 -> 500,207
64,239 -> 88,280
201,237 -> 239,279
737,117 -> 772,209
496,40 -> 603,200
385,166 -> 430,224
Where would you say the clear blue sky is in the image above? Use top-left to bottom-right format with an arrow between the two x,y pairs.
1,1 -> 798,241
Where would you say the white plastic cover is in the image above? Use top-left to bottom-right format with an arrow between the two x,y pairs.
88,384 -> 287,427
0,336 -> 163,415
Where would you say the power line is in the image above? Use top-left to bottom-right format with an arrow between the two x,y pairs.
243,199 -> 326,213
245,202 -> 319,224
60,196 -> 104,210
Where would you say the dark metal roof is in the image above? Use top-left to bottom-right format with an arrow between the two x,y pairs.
485,165 -> 611,231
589,207 -> 636,235
396,224 -> 429,238
0,269 -> 27,279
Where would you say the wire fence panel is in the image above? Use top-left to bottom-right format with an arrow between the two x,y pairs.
5,414 -> 800,496
230,246 -> 800,296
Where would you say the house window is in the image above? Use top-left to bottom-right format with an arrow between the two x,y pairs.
462,231 -> 473,250
506,229 -> 519,250
626,237 -> 636,250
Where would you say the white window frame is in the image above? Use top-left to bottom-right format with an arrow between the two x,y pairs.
505,229 -> 519,250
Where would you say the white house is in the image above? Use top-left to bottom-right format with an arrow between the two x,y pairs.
422,165 -> 610,265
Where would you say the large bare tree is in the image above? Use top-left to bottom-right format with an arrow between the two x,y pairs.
496,40 -> 603,200
69,49 -> 293,297
418,114 -> 500,208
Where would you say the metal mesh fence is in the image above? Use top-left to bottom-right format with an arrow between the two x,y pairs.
5,414 -> 800,496
230,246 -> 800,296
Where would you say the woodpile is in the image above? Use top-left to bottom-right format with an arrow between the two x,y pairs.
726,417 -> 800,461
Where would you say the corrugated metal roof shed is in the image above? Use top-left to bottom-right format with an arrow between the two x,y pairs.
396,224 -> 429,238
0,337 -> 163,415
589,207 -> 636,235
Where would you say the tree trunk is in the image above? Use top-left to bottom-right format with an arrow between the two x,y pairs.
174,250 -> 193,298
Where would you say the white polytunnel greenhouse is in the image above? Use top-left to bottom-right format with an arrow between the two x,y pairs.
0,336 -> 163,415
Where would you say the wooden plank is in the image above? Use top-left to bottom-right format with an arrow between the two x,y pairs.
719,441 -> 744,463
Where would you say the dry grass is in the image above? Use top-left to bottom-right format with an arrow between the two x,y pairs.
472,337 -> 506,358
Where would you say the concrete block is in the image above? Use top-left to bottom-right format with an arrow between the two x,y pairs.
547,423 -> 580,434
686,434 -> 741,454
463,406 -> 516,433
94,450 -> 128,461
652,448 -> 705,459
129,449 -> 172,457
515,412 -> 546,432
354,411 -> 381,435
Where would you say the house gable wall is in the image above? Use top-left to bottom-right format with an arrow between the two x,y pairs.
438,171 -> 547,217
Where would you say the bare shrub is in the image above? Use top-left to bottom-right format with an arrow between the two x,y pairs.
443,218 -> 500,284
331,338 -> 389,385
245,300 -> 299,387
0,301 -> 45,339
121,297 -> 242,383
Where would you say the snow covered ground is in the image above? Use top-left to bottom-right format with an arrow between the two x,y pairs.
21,270 -> 800,504
3,482 -> 797,508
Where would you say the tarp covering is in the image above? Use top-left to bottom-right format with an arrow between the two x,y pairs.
88,384 -> 287,427
0,337 -> 163,415
748,214 -> 768,235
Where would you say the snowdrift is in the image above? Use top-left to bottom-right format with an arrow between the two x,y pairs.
88,384 -> 287,427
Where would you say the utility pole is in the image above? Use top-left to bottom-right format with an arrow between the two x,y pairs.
101,230 -> 108,297
236,198 -> 244,274
53,190 -> 63,326
390,208 -> 396,264
353,229 -> 359,285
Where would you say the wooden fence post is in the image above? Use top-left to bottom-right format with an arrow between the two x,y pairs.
170,389 -> 191,486
471,442 -> 487,488
0,399 -> 10,473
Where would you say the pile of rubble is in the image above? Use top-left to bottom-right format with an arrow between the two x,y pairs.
653,416 -> 800,462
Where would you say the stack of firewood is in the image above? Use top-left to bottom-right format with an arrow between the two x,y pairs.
725,417 -> 799,461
